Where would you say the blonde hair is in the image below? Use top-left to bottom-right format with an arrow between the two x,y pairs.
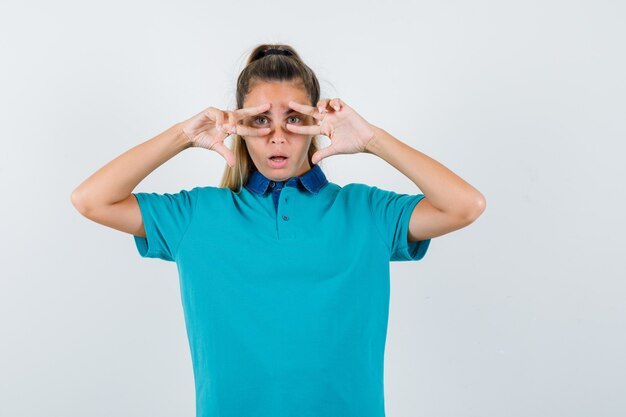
218,43 -> 324,193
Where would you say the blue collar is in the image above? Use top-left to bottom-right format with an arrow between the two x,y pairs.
244,163 -> 328,195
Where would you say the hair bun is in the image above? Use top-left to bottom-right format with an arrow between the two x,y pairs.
263,48 -> 292,57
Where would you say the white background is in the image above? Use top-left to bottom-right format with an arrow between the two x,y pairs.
1,0 -> 625,416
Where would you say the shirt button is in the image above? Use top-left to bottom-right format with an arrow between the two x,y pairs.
282,215 -> 289,221
269,181 -> 275,187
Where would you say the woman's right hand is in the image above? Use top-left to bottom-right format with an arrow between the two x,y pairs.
180,103 -> 272,167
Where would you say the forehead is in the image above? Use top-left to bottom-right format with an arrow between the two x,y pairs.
243,81 -> 310,108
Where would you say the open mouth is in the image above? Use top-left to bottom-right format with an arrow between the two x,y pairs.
268,156 -> 288,168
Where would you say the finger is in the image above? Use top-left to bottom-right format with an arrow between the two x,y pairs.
285,123 -> 321,136
200,107 -> 222,128
316,99 -> 331,114
311,145 -> 336,165
215,110 -> 225,130
211,141 -> 236,167
288,100 -> 325,122
215,128 -> 231,141
330,98 -> 341,112
233,102 -> 272,120
222,124 -> 237,135
233,124 -> 271,137
219,109 -> 240,134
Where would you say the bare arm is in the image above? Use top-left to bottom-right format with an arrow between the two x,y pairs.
70,102 -> 274,238
365,126 -> 486,241
70,123 -> 191,237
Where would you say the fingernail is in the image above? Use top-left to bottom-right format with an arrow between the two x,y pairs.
318,106 -> 323,113
333,105 -> 340,111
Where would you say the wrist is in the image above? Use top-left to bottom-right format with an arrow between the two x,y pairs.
364,125 -> 388,155
174,122 -> 194,150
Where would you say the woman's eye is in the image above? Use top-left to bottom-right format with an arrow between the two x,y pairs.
254,116 -> 302,125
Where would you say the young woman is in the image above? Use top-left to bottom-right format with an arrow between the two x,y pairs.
71,44 -> 486,417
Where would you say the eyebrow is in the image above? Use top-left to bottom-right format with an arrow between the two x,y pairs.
259,109 -> 300,116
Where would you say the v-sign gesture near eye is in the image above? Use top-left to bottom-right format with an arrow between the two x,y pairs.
181,102 -> 272,167
285,98 -> 377,165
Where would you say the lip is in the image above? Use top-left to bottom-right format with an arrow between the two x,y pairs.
268,156 -> 288,169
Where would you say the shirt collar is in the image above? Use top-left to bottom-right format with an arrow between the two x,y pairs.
244,163 -> 328,195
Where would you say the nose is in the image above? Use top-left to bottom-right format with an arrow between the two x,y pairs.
271,136 -> 285,144
269,125 -> 287,143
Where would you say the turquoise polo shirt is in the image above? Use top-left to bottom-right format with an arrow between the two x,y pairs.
132,163 -> 431,417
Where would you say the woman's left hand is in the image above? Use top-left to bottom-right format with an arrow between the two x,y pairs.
286,98 -> 377,165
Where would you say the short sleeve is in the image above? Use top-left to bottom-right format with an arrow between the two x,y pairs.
132,187 -> 200,262
367,185 -> 431,262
